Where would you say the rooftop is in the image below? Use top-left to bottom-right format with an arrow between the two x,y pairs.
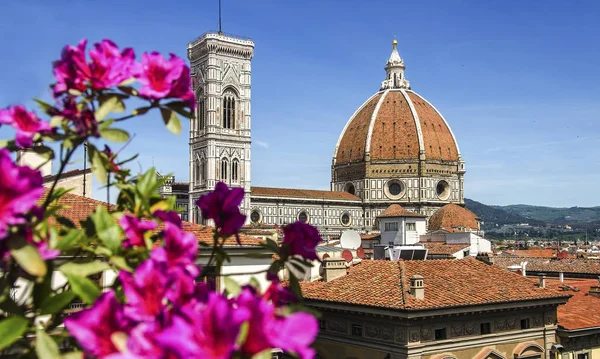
489,256 -> 600,276
428,203 -> 479,232
301,257 -> 568,311
377,204 -> 426,218
420,242 -> 469,256
539,278 -> 600,331
251,186 -> 360,201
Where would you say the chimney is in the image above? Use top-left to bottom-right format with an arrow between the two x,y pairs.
410,274 -> 424,300
559,272 -> 564,282
323,258 -> 347,282
522,261 -> 528,277
539,274 -> 546,289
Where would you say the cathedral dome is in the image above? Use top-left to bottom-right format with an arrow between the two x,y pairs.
333,40 -> 460,166
428,204 -> 480,232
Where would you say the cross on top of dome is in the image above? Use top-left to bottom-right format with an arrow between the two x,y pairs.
381,37 -> 410,90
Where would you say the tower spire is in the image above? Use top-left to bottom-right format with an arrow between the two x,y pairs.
380,37 -> 410,90
218,0 -> 223,35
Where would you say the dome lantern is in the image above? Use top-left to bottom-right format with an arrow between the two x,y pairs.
381,37 -> 410,90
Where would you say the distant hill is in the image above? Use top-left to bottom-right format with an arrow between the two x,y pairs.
464,198 -> 540,227
494,204 -> 600,224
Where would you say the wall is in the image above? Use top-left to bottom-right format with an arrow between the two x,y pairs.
44,172 -> 92,198
380,217 -> 426,245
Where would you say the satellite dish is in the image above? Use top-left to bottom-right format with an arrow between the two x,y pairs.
340,230 -> 361,250
357,247 -> 365,259
342,249 -> 353,263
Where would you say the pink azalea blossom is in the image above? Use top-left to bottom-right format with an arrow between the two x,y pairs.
88,40 -> 135,89
0,106 -> 50,148
153,209 -> 182,228
263,278 -> 297,307
133,52 -> 195,108
156,293 -> 248,359
195,182 -> 246,238
119,214 -> 157,247
52,39 -> 88,95
151,222 -> 198,277
51,96 -> 99,137
53,39 -> 135,95
282,221 -> 322,261
0,149 -> 44,239
119,260 -> 168,321
64,291 -> 130,358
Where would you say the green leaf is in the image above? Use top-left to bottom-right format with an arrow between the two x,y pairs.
236,322 -> 249,346
50,116 -> 64,128
34,98 -> 54,112
40,290 -> 76,315
36,328 -> 60,359
160,108 -> 181,135
56,215 -> 76,229
61,352 -> 84,359
248,277 -> 262,292
251,350 -> 273,359
33,261 -> 54,308
31,145 -> 55,160
165,101 -> 193,119
132,106 -> 151,116
117,85 -> 138,96
0,315 -> 29,350
110,256 -> 133,272
87,144 -> 107,184
287,272 -> 303,299
59,261 -> 110,278
99,128 -> 130,143
0,295 -> 24,315
55,229 -> 84,251
67,274 -> 100,305
223,276 -> 241,296
8,237 -> 47,277
95,95 -> 125,121
90,205 -> 121,254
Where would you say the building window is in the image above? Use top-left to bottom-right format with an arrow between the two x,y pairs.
195,160 -> 201,185
480,322 -> 491,335
220,159 -> 228,180
577,353 -> 590,359
250,210 -> 261,224
406,223 -> 416,231
520,318 -> 530,329
199,266 -> 220,292
298,211 -> 309,223
341,213 -> 351,226
197,99 -> 205,130
351,324 -> 363,337
384,222 -> 399,232
222,90 -> 236,129
319,320 -> 326,330
434,328 -> 447,340
232,159 -> 239,182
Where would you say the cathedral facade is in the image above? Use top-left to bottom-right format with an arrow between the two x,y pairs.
183,32 -> 466,239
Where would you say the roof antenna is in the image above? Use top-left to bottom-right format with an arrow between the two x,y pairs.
218,0 -> 223,35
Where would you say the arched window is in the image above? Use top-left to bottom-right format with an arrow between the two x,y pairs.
220,159 -> 228,180
222,89 -> 236,129
232,159 -> 239,182
195,160 -> 201,185
197,99 -> 205,130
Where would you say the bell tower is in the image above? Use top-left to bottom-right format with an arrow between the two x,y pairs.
187,32 -> 254,223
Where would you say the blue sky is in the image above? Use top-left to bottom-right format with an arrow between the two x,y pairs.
1,0 -> 599,207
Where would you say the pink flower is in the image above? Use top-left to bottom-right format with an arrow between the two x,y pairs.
237,288 -> 317,359
153,209 -> 182,228
53,39 -> 135,95
64,291 -> 130,358
119,214 -> 157,247
151,222 -> 198,277
88,40 -> 135,90
0,149 -> 44,240
52,39 -> 88,95
133,52 -> 195,108
0,106 -> 50,148
156,293 -> 248,359
282,221 -> 322,261
51,96 -> 99,137
195,182 -> 246,238
119,260 -> 168,322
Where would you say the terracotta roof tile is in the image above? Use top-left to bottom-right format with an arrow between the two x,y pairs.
490,256 -> 600,275
301,258 -> 568,310
420,242 -> 469,255
360,233 -> 381,240
428,204 -> 479,232
40,189 -> 261,247
377,204 -> 425,218
540,278 -> 600,330
509,249 -> 559,258
251,187 -> 360,201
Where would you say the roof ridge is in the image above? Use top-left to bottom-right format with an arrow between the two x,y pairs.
398,260 -> 408,308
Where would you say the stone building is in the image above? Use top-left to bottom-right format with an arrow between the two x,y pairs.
180,31 -> 470,240
301,257 -> 569,359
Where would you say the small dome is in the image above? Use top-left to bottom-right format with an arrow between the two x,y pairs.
333,89 -> 460,165
428,204 -> 480,232
377,204 -> 425,218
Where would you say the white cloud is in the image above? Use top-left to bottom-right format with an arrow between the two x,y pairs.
254,140 -> 269,149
